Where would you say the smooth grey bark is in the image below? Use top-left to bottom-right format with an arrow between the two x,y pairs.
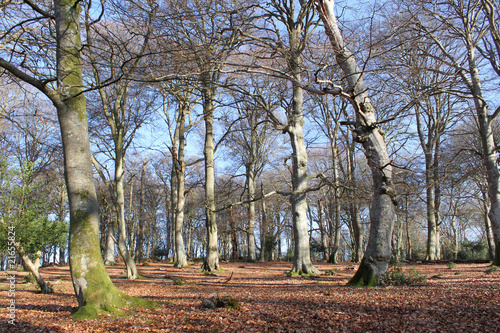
201,75 -> 220,272
288,57 -> 320,275
482,189 -> 496,259
317,0 -> 396,285
172,101 -> 189,268
318,200 -> 329,261
247,165 -> 257,261
260,183 -> 268,261
288,69 -> 320,275
104,221 -> 116,265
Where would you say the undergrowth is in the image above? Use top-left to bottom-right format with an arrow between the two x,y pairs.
380,266 -> 427,286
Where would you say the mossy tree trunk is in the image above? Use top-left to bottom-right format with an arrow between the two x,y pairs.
0,0 -> 153,317
317,0 -> 396,286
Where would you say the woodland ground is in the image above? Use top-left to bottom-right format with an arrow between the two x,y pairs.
0,260 -> 499,332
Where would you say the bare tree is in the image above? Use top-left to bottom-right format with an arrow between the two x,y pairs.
316,0 -> 397,285
0,0 -> 150,316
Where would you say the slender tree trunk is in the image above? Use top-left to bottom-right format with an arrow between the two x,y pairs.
317,0 -> 396,285
14,245 -> 52,293
346,139 -> 364,263
247,164 -> 257,261
115,155 -> 138,279
135,158 -> 148,262
229,209 -> 239,260
260,183 -> 267,261
318,200 -> 329,261
104,221 -> 116,265
201,77 -> 219,272
329,196 -> 342,264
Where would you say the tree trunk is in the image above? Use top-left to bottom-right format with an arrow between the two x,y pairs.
260,183 -> 268,261
318,200 -> 329,261
483,191 -> 496,260
51,0 -> 149,317
347,137 -> 364,263
288,50 -> 319,275
173,105 -> 189,268
104,221 -> 116,265
201,76 -> 219,272
115,155 -> 138,279
135,158 -> 148,262
425,158 -> 439,260
246,163 -> 257,261
14,245 -> 52,294
317,0 -> 396,285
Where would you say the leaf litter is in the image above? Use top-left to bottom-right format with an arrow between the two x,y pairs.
1,261 -> 499,332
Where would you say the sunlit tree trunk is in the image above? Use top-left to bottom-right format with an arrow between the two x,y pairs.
172,103 -> 188,268
317,0 -> 396,285
201,75 -> 219,272
246,159 -> 257,261
288,47 -> 319,275
14,245 -> 52,293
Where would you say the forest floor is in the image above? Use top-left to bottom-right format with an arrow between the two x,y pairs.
0,260 -> 499,332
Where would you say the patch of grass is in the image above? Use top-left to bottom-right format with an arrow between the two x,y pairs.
380,266 -> 427,286
447,262 -> 456,269
454,271 -> 462,275
23,273 -> 37,284
324,268 -> 340,276
172,278 -> 187,286
486,266 -> 499,274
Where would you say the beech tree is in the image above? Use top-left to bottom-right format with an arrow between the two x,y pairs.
316,0 -> 397,285
239,0 -> 321,275
0,0 -> 151,317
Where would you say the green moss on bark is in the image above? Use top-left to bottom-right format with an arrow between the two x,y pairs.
347,258 -> 379,287
70,210 -> 156,320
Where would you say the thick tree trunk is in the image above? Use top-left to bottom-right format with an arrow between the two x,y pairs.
317,0 -> 396,285
51,0 -> 149,317
466,47 -> 500,265
483,192 -> 496,260
201,78 -> 219,272
425,162 -> 439,260
288,56 -> 319,275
